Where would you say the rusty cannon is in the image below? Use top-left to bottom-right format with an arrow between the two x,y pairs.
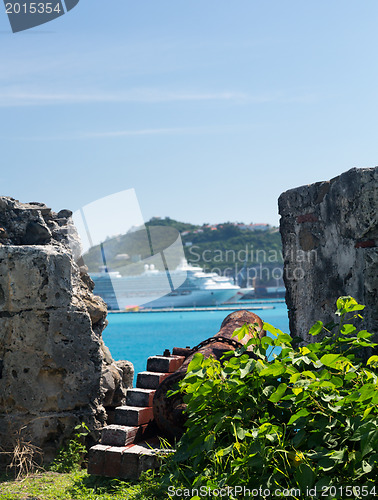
153,310 -> 266,441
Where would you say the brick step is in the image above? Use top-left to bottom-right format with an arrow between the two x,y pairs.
100,424 -> 148,447
87,350 -> 185,479
136,371 -> 171,389
88,440 -> 173,480
114,405 -> 154,426
146,355 -> 185,373
126,388 -> 155,407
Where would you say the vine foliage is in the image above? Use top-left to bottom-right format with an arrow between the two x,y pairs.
162,297 -> 378,499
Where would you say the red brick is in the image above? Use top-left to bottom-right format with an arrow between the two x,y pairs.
103,446 -> 125,477
114,406 -> 154,426
100,425 -> 139,446
118,442 -> 167,480
89,441 -> 174,480
147,355 -> 185,373
126,388 -> 155,407
119,446 -> 139,479
168,356 -> 185,372
136,371 -> 171,389
87,444 -> 109,476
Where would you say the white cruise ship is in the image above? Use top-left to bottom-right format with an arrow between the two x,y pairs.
90,259 -> 240,310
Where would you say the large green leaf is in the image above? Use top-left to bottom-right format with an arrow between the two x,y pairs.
232,323 -> 251,341
358,384 -> 376,402
318,457 -> 335,471
276,333 -> 293,345
330,376 -> 343,387
295,463 -> 315,490
261,336 -> 274,347
292,429 -> 306,447
367,355 -> 378,368
288,408 -> 310,425
187,352 -> 204,372
262,322 -> 283,337
320,353 -> 341,368
309,320 -> 323,336
336,296 -> 365,315
259,362 -> 286,377
235,425 -> 246,440
351,421 -> 378,457
268,383 -> 287,402
357,330 -> 372,339
239,359 -> 255,378
340,324 -> 357,336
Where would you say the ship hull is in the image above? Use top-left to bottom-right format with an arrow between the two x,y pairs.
90,261 -> 240,310
91,276 -> 239,310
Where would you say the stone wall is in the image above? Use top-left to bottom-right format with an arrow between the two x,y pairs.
279,167 -> 378,343
0,197 -> 133,465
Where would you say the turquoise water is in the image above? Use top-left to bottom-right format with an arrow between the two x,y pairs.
103,301 -> 290,378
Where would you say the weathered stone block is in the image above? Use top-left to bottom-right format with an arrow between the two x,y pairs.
136,371 -> 170,389
100,425 -> 139,446
279,167 -> 378,343
0,246 -> 73,313
146,355 -> 185,373
126,388 -> 155,407
114,406 -> 154,426
103,446 -> 124,477
119,445 -> 139,479
0,308 -> 102,413
119,442 -> 169,480
87,444 -> 110,475
87,440 -> 173,479
0,197 -> 133,466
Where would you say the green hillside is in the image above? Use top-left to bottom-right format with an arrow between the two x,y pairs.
83,217 -> 283,285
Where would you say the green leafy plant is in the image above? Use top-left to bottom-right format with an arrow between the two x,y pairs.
49,422 -> 90,473
162,297 -> 378,500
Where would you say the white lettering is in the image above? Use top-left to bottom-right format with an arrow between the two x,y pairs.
188,245 -> 201,262
256,249 -> 266,262
200,486 -> 209,496
225,248 -> 236,262
213,249 -> 223,263
202,249 -> 212,262
237,246 -> 248,261
272,267 -> 283,280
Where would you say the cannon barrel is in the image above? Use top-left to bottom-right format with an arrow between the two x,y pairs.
153,310 -> 266,441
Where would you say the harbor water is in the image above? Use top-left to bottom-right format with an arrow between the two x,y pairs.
103,300 -> 290,379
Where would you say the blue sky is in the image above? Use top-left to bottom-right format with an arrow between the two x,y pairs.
1,1 -> 377,226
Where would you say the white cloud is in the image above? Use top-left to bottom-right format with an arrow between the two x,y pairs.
0,87 -> 249,107
83,127 -> 206,138
9,125 -> 230,141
